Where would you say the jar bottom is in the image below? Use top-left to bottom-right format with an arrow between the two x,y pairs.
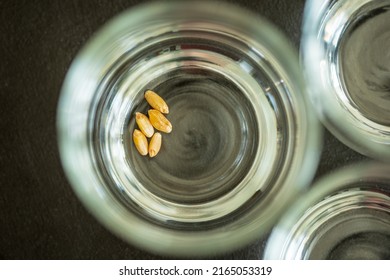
126,69 -> 258,204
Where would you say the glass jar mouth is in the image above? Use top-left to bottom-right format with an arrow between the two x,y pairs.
57,1 -> 321,256
263,162 -> 390,260
301,0 -> 390,161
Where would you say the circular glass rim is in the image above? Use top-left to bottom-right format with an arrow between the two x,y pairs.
300,0 -> 390,162
263,161 -> 390,259
57,0 -> 322,256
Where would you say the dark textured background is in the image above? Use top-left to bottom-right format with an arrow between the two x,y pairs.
0,0 -> 366,259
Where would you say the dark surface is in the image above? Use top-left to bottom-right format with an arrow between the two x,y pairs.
0,0 -> 366,259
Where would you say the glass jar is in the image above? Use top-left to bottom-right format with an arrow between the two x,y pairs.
301,0 -> 390,161
57,1 -> 321,256
264,162 -> 390,259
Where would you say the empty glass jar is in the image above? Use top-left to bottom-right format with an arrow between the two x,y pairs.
301,0 -> 390,161
264,162 -> 390,260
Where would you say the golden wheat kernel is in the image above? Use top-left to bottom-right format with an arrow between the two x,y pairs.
149,132 -> 162,158
145,90 -> 169,114
148,109 -> 172,133
135,112 -> 154,138
133,129 -> 148,156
